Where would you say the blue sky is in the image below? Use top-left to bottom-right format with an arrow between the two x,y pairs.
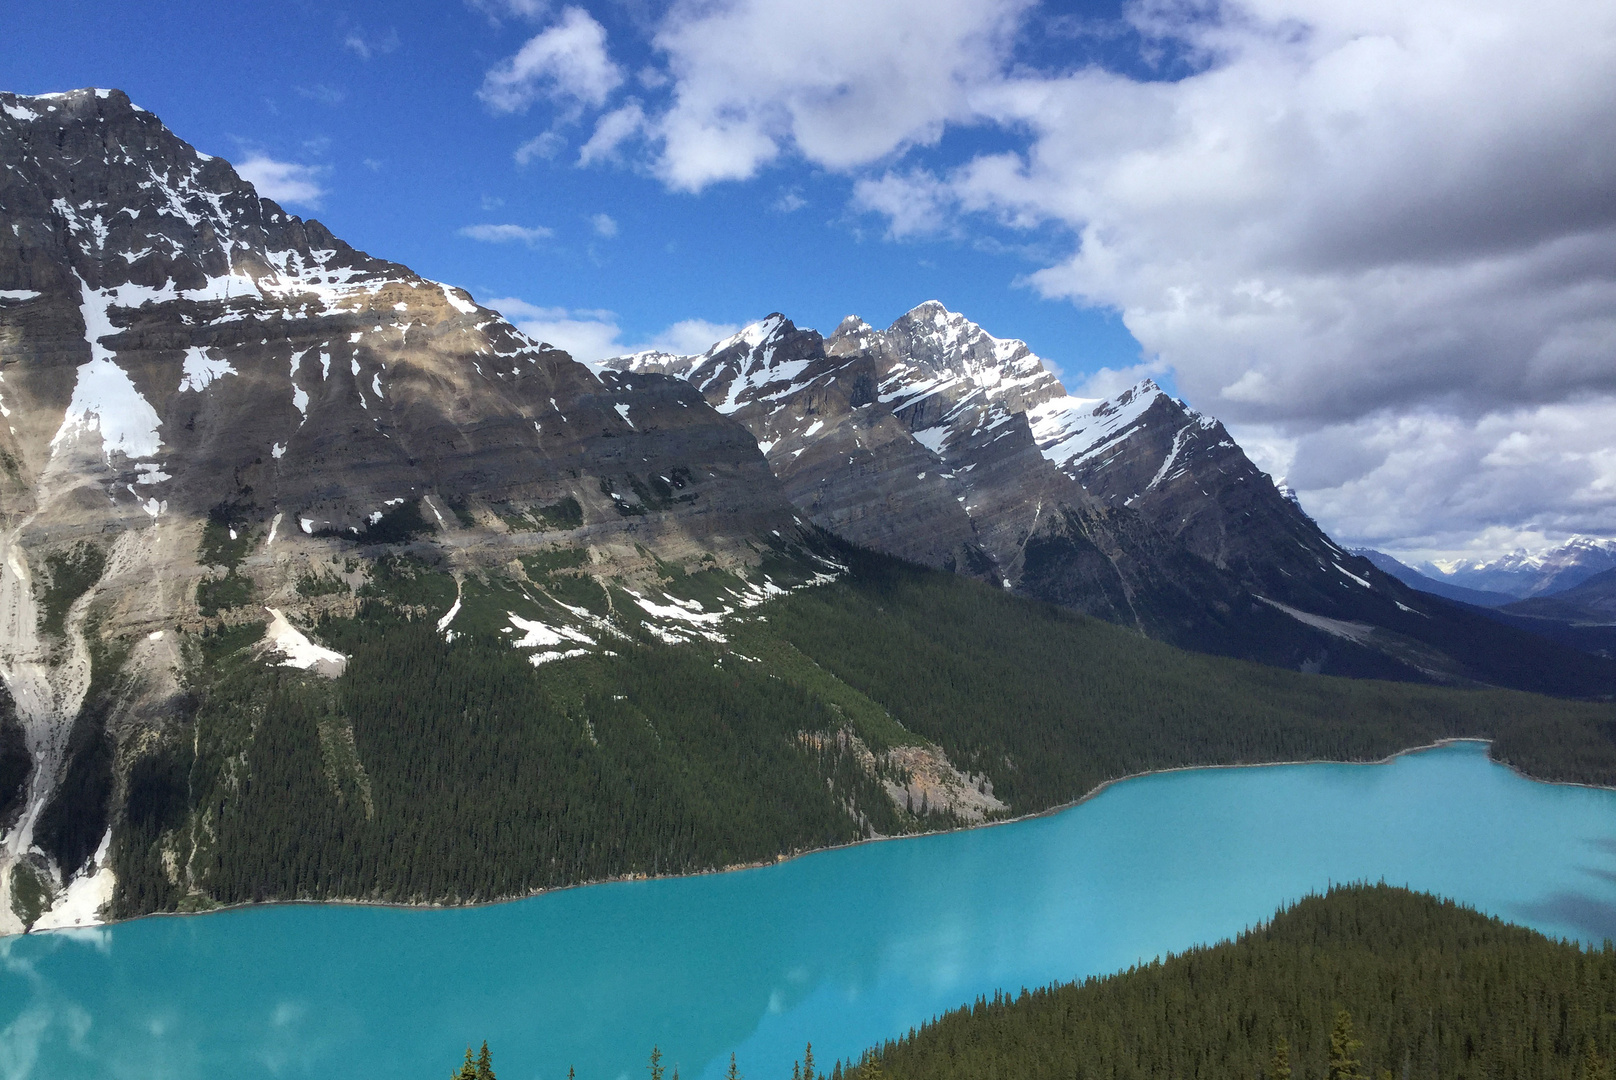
0,0 -> 1149,383
5,0 -> 1615,558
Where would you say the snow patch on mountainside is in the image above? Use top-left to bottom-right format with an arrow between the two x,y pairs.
180,347 -> 237,394
30,830 -> 115,932
262,608 -> 347,677
1029,381 -> 1164,473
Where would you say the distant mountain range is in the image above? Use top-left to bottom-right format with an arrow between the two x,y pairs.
1351,550 -> 1518,608
1500,567 -> 1616,624
1415,537 -> 1616,599
1354,547 -> 1616,660
1,88 -> 1612,934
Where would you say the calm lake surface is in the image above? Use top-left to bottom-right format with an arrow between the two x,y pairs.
4,741 -> 1615,1080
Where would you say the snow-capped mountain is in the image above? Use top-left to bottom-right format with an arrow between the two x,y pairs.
0,88 -> 808,929
609,304 -> 1616,696
1422,537 -> 1616,599
613,305 -> 1382,619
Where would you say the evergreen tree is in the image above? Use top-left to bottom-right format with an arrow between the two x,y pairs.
1327,1010 -> 1364,1080
454,1047 -> 477,1080
857,1051 -> 884,1080
724,1053 -> 742,1080
1271,1037 -> 1292,1080
649,1046 -> 665,1080
475,1040 -> 496,1080
802,1043 -> 815,1080
1586,1045 -> 1610,1080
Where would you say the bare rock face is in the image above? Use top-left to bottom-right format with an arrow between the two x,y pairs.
612,303 -> 1300,634
615,315 -> 991,573
0,88 -> 802,927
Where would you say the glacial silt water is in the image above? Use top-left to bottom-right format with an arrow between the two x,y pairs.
3,741 -> 1613,1080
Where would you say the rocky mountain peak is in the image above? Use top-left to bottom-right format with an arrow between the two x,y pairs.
0,88 -> 402,303
827,315 -> 875,352
820,301 -> 1067,458
608,313 -> 826,418
0,88 -> 810,913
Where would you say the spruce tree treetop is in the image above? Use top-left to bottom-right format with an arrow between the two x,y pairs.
1271,1037 -> 1292,1080
1328,1009 -> 1364,1080
475,1040 -> 496,1080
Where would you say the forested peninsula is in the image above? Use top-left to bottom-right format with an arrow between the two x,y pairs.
839,885 -> 1616,1080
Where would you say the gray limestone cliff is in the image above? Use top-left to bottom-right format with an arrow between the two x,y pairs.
0,88 -> 805,930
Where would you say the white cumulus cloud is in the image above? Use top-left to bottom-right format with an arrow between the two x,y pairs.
578,102 -> 647,166
479,7 -> 624,113
609,0 -> 1616,557
487,297 -> 739,363
236,155 -> 327,208
648,0 -> 1031,191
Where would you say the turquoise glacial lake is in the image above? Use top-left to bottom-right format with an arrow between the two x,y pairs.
4,741 -> 1615,1080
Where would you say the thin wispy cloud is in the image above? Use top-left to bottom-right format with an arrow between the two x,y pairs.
294,84 -> 346,105
343,27 -> 399,60
468,0 -> 551,27
487,297 -> 738,363
457,223 -> 554,246
577,102 -> 645,167
514,131 -> 565,165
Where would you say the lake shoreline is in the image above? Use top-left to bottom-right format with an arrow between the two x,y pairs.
16,736 -> 1609,937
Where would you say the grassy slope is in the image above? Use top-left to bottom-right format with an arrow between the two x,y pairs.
842,884 -> 1616,1080
110,546 -> 1616,917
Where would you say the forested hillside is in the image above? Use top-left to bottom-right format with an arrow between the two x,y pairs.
840,884 -> 1616,1080
108,542 -> 1616,921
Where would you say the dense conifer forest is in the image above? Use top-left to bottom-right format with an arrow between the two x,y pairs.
766,548 -> 1616,811
837,885 -> 1616,1080
109,543 -> 1616,917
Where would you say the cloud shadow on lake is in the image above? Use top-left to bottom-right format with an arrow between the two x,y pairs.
1516,892 -> 1616,943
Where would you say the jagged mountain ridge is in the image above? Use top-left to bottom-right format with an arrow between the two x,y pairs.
615,310 -> 1276,649
608,306 -> 1616,695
